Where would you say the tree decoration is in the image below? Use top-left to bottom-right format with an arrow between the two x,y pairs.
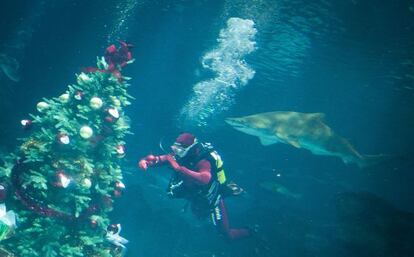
81,178 -> 92,189
59,93 -> 70,103
0,41 -> 133,257
104,108 -> 120,123
113,181 -> 125,198
115,145 -> 125,158
112,190 -> 122,198
90,96 -> 103,109
53,171 -> 71,188
0,203 -> 16,241
90,218 -> 98,229
74,90 -> 83,100
107,108 -> 120,119
104,116 -> 114,123
36,101 -> 49,112
20,119 -> 32,130
79,125 -> 93,139
0,185 -> 6,202
56,133 -> 70,145
106,223 -> 128,250
107,223 -> 119,234
77,72 -> 92,85
110,96 -> 121,107
101,195 -> 113,211
115,181 -> 125,190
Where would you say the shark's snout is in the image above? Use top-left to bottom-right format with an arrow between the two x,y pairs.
225,118 -> 245,128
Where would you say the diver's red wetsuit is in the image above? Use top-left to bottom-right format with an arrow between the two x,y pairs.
104,41 -> 132,71
139,152 -> 250,240
83,41 -> 132,80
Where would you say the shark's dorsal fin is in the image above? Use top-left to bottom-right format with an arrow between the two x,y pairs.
259,137 -> 277,146
309,112 -> 326,120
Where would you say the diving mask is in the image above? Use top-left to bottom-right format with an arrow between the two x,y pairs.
171,139 -> 198,158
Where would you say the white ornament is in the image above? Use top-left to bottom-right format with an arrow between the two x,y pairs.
82,178 -> 92,189
21,119 -> 31,127
115,145 -> 125,155
79,126 -> 93,139
59,93 -> 70,103
107,108 -> 120,119
74,91 -> 83,100
58,134 -> 70,145
36,102 -> 49,113
77,72 -> 92,84
115,181 -> 125,189
90,97 -> 103,110
57,172 -> 71,188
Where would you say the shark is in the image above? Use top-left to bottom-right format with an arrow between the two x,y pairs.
0,1 -> 47,83
0,54 -> 20,82
225,111 -> 384,168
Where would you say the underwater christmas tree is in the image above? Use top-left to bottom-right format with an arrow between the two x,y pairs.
0,41 -> 134,257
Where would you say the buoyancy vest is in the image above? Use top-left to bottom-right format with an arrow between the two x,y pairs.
166,142 -> 227,208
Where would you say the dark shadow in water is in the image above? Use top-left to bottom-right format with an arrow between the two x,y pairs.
333,191 -> 414,257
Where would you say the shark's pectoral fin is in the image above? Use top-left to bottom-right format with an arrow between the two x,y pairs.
259,137 -> 277,146
274,131 -> 301,148
287,139 -> 301,148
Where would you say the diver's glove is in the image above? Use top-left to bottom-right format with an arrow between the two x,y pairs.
165,155 -> 182,171
138,155 -> 160,170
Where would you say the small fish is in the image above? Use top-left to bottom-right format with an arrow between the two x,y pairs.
259,181 -> 301,199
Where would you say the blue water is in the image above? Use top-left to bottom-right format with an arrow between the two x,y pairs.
1,0 -> 414,256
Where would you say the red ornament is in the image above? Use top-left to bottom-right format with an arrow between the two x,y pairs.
0,184 -> 7,202
74,91 -> 83,100
102,125 -> 114,135
112,189 -> 122,198
101,195 -> 113,210
90,218 -> 98,229
89,135 -> 104,147
21,119 -> 32,130
104,116 -> 115,123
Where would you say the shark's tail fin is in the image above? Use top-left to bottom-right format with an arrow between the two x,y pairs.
356,154 -> 393,169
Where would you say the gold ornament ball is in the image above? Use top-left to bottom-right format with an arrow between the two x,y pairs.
79,126 -> 93,139
111,96 -> 121,107
82,178 -> 92,189
59,93 -> 70,103
90,97 -> 103,110
36,101 -> 49,112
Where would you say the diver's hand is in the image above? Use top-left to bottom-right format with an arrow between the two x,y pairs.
138,159 -> 148,170
138,155 -> 158,170
165,155 -> 181,171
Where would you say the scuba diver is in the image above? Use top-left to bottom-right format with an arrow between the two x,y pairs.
138,132 -> 251,240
